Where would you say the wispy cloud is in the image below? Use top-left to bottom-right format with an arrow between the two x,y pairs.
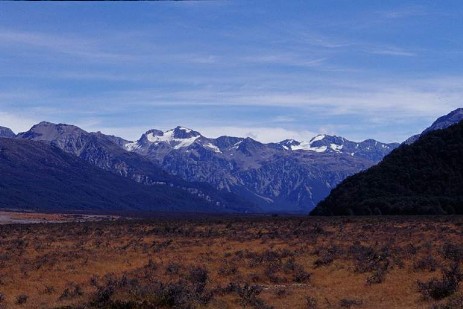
366,46 -> 417,57
382,6 -> 428,19
0,29 -> 134,62
0,2 -> 461,144
241,54 -> 327,68
0,112 -> 40,134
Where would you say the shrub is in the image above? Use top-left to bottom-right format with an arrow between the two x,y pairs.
442,244 -> 463,262
414,255 -> 438,272
188,267 -> 208,294
41,286 -> 54,297
91,285 -> 114,306
274,288 -> 287,297
294,269 -> 311,283
313,254 -> 334,268
418,264 -> 462,300
166,263 -> 180,275
226,283 -> 272,309
218,263 -> 238,276
366,268 -> 386,285
305,296 -> 317,309
59,283 -> 83,300
339,298 -> 363,308
429,294 -> 463,309
16,294 -> 28,305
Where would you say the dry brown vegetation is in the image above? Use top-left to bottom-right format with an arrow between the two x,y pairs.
0,215 -> 462,308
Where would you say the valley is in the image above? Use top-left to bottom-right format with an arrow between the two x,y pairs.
2,2 -> 463,308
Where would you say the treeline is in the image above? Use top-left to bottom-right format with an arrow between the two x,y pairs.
311,121 -> 463,215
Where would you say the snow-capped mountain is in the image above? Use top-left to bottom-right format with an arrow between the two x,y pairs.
123,127 -> 399,212
126,127 -> 202,151
277,134 -> 396,161
405,108 -> 463,144
125,127 -> 397,159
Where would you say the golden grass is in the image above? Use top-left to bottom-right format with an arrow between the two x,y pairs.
0,215 -> 461,308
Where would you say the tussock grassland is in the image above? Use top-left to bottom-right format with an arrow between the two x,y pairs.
0,215 -> 462,308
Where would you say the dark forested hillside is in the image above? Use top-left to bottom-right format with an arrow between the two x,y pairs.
0,138 -> 245,214
311,121 -> 463,215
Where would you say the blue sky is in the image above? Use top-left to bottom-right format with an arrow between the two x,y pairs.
0,1 -> 462,143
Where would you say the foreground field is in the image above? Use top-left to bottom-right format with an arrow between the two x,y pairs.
0,215 -> 462,308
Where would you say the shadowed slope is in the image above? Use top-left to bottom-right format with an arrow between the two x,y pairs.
0,138 -> 237,213
311,120 -> 463,215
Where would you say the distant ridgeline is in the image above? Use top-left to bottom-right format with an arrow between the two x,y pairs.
311,120 -> 463,215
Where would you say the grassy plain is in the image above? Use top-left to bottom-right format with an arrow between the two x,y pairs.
0,214 -> 462,308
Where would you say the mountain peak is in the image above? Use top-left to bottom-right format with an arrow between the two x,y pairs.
404,107 -> 463,144
423,108 -> 463,134
131,126 -> 202,150
18,121 -> 86,141
0,126 -> 15,138
279,139 -> 301,150
170,126 -> 201,139
309,134 -> 327,143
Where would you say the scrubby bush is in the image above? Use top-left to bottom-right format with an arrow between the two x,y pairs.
294,268 -> 311,283
59,283 -> 83,300
16,294 -> 28,305
339,298 -> 363,308
305,296 -> 317,309
429,294 -> 463,309
418,264 -> 462,300
414,255 -> 438,272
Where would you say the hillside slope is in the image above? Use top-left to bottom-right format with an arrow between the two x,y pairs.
311,121 -> 463,215
405,108 -> 463,144
0,138 -> 240,213
16,122 -> 256,213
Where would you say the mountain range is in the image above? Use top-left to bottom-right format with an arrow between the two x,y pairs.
0,122 -> 399,214
3,108 -> 461,215
122,127 -> 398,212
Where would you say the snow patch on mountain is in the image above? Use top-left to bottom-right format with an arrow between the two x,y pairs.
290,141 -> 328,152
310,134 -> 326,143
124,127 -> 203,151
124,141 -> 141,151
204,142 -> 221,153
285,134 -> 331,152
330,144 -> 343,152
145,130 -> 200,149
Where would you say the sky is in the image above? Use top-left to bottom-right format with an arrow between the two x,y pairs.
0,1 -> 463,143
